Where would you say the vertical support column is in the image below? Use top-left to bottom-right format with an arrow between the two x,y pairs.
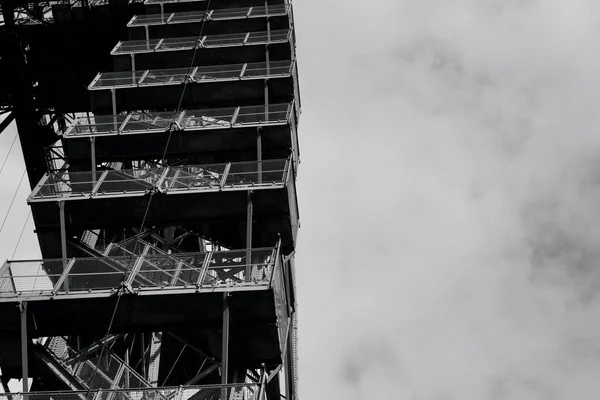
245,191 -> 253,281
148,332 -> 162,387
59,201 -> 68,291
111,89 -> 117,119
221,293 -> 230,400
140,333 -> 147,379
258,3 -> 271,185
91,136 -> 96,185
285,326 -> 294,400
124,348 -> 130,388
19,301 -> 28,394
131,54 -> 137,85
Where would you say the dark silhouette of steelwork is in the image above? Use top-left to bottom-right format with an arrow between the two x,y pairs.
0,1 -> 300,399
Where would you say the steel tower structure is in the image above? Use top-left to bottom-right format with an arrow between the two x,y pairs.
0,1 -> 301,400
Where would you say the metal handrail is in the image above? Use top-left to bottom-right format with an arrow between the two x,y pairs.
88,60 -> 294,90
28,158 -> 291,202
0,245 -> 281,299
64,102 -> 293,138
127,5 -> 289,27
111,29 -> 290,55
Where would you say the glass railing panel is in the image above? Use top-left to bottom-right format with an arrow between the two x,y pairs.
234,104 -> 290,125
210,7 -> 250,20
250,5 -> 288,17
168,10 -> 206,23
203,32 -> 246,47
34,171 -> 103,199
93,71 -> 144,88
162,164 -> 226,191
243,60 -> 293,78
121,110 -> 180,132
96,169 -> 164,195
158,36 -> 198,51
246,29 -> 290,44
68,115 -> 127,136
0,261 -> 59,296
224,159 -> 287,186
63,258 -> 127,292
141,68 -> 192,85
181,107 -> 236,129
113,39 -> 161,53
129,13 -> 170,26
194,63 -> 244,81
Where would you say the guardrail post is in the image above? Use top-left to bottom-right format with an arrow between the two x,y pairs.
91,170 -> 109,197
219,163 -> 231,189
197,251 -> 213,288
53,258 -> 76,293
169,259 -> 184,286
125,244 -> 150,288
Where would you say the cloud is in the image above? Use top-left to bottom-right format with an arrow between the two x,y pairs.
294,0 -> 600,399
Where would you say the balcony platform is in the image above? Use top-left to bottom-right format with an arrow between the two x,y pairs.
28,160 -> 299,254
62,103 -> 299,167
127,5 -> 291,41
111,30 -> 293,71
88,61 -> 297,113
0,246 -> 290,369
142,0 -> 288,15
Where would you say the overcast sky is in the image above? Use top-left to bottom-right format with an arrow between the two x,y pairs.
2,0 -> 600,399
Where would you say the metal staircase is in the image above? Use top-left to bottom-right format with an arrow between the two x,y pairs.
36,335 -> 153,392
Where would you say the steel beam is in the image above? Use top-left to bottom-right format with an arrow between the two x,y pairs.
19,301 -> 28,393
91,136 -> 96,182
245,191 -> 253,281
221,293 -> 230,399
59,201 -> 68,291
147,332 -> 162,387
